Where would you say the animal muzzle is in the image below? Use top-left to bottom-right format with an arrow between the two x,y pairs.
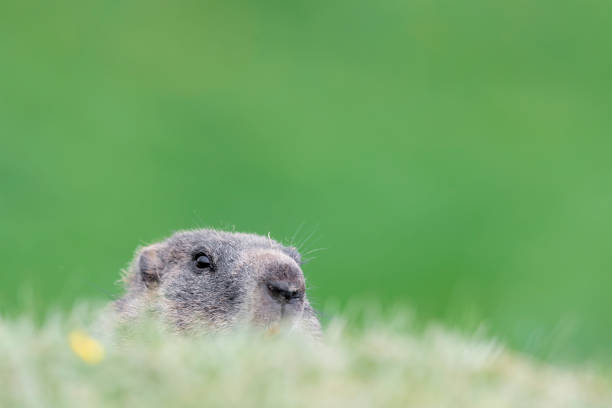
266,280 -> 304,304
263,257 -> 305,304
247,250 -> 307,327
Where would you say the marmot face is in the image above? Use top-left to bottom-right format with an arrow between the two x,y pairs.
117,229 -> 320,336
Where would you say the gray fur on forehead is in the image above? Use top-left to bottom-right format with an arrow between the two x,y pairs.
161,229 -> 302,264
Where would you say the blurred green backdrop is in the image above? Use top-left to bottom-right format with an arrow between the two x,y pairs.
1,0 -> 611,363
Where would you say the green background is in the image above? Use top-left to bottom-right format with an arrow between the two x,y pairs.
1,0 -> 611,363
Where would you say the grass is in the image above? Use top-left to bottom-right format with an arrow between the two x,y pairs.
1,304 -> 610,408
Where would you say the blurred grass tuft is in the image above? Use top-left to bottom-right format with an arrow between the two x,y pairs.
1,305 -> 611,408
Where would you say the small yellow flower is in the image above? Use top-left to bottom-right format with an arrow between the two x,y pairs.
68,330 -> 105,364
265,325 -> 280,337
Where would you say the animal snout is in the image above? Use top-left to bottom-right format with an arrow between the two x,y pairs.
267,280 -> 304,303
263,259 -> 305,304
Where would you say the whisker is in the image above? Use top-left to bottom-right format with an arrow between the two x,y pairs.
301,256 -> 319,264
302,247 -> 328,256
297,224 -> 319,251
290,222 -> 306,247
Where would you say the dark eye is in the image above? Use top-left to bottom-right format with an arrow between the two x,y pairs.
193,253 -> 212,271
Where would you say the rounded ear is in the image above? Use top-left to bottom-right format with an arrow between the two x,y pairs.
138,243 -> 165,288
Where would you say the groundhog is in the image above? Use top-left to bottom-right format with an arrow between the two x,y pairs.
113,229 -> 321,337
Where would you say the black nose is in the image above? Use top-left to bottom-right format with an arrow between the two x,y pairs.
267,281 -> 304,303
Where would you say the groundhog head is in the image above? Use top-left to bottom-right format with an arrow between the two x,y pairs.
115,229 -> 321,337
